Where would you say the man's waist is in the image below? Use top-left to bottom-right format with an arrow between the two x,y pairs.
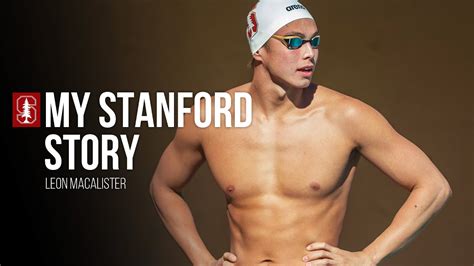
230,235 -> 338,266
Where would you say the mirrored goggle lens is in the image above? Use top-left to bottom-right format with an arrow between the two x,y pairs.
285,36 -> 320,49
287,38 -> 304,49
310,36 -> 320,48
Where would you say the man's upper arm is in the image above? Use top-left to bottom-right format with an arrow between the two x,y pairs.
342,98 -> 448,191
151,112 -> 205,192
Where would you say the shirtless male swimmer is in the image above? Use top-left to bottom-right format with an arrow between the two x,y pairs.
150,1 -> 452,265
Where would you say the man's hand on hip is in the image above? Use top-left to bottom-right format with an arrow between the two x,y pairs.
211,252 -> 238,266
302,242 -> 376,266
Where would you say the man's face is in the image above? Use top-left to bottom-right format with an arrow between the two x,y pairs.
258,18 -> 319,89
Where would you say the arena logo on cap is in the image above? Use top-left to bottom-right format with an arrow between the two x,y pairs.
12,92 -> 41,127
286,4 -> 306,11
246,10 -> 258,39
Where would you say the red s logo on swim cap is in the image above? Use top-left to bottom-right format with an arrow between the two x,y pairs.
246,10 -> 258,39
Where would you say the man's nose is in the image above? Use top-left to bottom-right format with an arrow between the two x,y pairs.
302,42 -> 315,60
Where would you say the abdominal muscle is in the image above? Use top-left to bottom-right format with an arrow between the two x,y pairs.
227,193 -> 347,265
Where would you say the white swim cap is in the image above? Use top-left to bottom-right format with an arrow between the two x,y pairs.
246,0 -> 314,54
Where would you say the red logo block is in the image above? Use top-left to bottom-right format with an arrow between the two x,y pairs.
12,92 -> 41,128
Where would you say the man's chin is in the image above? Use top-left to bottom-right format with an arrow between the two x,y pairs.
294,78 -> 312,89
276,77 -> 312,90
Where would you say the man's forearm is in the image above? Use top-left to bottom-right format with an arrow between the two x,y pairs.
362,182 -> 451,264
150,183 -> 215,265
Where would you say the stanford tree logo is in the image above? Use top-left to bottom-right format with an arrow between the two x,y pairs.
246,10 -> 258,39
12,92 -> 41,127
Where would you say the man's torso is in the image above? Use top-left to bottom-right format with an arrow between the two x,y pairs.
200,83 -> 360,265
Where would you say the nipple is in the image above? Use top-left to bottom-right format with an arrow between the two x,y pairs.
309,181 -> 321,191
227,185 -> 235,193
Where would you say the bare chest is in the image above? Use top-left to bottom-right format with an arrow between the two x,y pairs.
202,116 -> 358,200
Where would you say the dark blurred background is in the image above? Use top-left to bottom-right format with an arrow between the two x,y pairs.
2,0 -> 472,265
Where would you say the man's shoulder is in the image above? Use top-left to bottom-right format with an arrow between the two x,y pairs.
224,82 -> 252,95
197,83 -> 251,104
317,85 -> 361,115
318,85 -> 380,128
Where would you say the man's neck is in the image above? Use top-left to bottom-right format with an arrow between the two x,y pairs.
249,66 -> 312,120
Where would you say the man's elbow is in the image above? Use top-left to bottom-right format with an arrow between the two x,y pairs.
149,177 -> 180,201
434,178 -> 452,204
441,181 -> 453,200
149,180 -> 155,197
149,177 -> 163,199
149,179 -> 156,200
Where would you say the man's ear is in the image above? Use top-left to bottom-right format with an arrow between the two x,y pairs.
252,49 -> 264,64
